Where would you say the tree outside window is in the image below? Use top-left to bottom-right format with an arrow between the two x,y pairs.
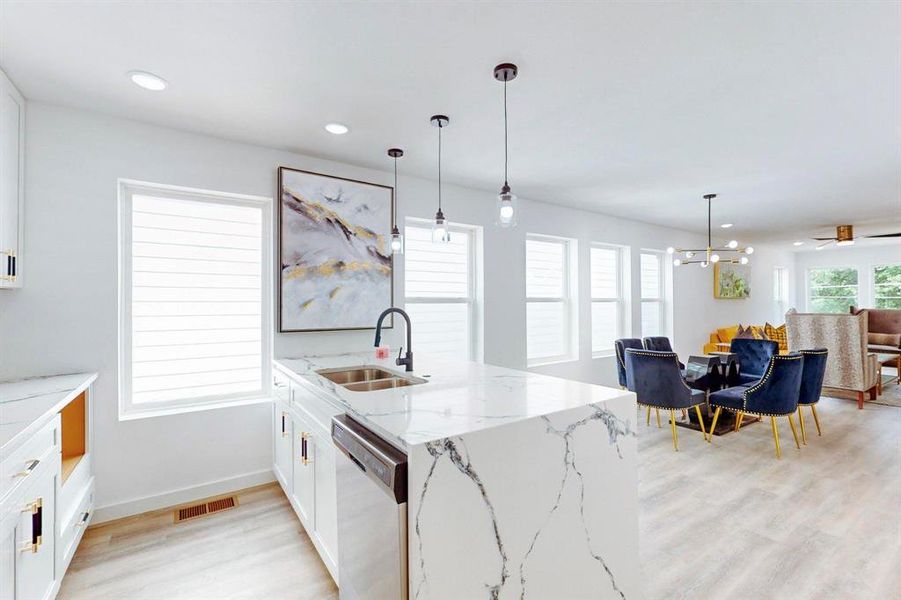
874,264 -> 901,309
807,267 -> 858,313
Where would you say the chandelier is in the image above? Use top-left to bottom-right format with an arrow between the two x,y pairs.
667,194 -> 753,267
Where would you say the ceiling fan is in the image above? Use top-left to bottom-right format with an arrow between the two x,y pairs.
813,225 -> 901,250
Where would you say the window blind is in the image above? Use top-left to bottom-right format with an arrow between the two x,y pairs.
640,252 -> 663,337
591,246 -> 620,354
526,237 -> 573,363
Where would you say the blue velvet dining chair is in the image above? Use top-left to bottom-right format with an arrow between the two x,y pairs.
796,349 -> 828,444
643,336 -> 685,369
625,349 -> 708,450
614,338 -> 643,389
708,353 -> 804,458
730,338 -> 779,386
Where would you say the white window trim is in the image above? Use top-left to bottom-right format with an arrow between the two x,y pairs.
639,250 -> 668,339
773,265 -> 790,322
526,233 -> 579,367
117,179 -> 273,420
403,218 -> 483,362
805,265 -> 860,312
590,242 -> 628,358
872,263 -> 901,309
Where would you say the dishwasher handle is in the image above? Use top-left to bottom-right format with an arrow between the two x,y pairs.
332,414 -> 407,504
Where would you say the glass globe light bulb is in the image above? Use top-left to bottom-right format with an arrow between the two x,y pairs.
496,185 -> 517,228
432,210 -> 450,243
727,240 -> 738,249
673,258 -> 682,266
390,227 -> 404,255
666,247 -> 676,255
710,253 -> 720,263
685,251 -> 695,258
745,246 -> 754,255
700,261 -> 709,268
740,256 -> 749,265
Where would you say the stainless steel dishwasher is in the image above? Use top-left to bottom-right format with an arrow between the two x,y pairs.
332,414 -> 408,600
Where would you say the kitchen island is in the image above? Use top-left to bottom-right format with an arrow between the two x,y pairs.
274,353 -> 638,600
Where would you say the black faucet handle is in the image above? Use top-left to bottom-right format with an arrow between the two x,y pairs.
396,347 -> 404,364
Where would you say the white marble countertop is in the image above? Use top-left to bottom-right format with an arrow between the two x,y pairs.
0,372 -> 97,457
274,352 -> 634,450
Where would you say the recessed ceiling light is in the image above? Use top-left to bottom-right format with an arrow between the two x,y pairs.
128,70 -> 167,91
793,241 -> 804,246
720,223 -> 733,229
325,123 -> 349,135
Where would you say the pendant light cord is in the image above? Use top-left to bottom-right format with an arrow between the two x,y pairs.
503,78 -> 508,186
438,123 -> 442,212
707,196 -> 712,249
392,156 -> 398,228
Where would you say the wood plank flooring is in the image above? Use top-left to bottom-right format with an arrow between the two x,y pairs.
59,395 -> 899,599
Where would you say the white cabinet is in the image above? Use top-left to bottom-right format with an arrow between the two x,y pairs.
291,411 -> 315,525
0,68 -> 25,289
311,428 -> 338,569
272,398 -> 292,491
15,466 -> 56,600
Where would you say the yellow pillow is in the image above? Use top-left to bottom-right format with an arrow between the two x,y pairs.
717,325 -> 740,342
765,322 -> 788,354
750,325 -> 766,340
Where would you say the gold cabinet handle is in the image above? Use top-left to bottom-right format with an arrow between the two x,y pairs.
281,411 -> 289,437
300,432 -> 312,465
20,497 -> 43,552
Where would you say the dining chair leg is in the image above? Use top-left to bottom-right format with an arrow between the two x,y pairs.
734,411 -> 744,432
694,405 -> 708,442
787,414 -> 801,450
797,407 -> 807,445
811,404 -> 822,436
646,405 -> 651,426
682,408 -> 688,421
669,409 -> 679,451
656,408 -> 661,428
770,416 -> 782,459
708,407 -> 722,444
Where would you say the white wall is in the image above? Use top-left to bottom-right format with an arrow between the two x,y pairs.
0,103 -> 791,514
794,244 -> 901,310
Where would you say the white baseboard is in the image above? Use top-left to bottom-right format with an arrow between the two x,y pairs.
92,469 -> 275,524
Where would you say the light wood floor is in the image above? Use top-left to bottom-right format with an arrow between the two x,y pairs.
59,395 -> 899,599
57,484 -> 338,600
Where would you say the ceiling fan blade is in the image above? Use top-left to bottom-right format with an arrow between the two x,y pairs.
864,232 -> 901,238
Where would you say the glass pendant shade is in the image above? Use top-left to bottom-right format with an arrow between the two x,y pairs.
390,225 -> 404,255
496,185 -> 517,227
432,209 -> 450,243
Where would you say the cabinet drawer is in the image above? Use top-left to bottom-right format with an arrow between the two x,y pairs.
0,415 -> 59,502
291,382 -> 341,438
58,479 -> 93,572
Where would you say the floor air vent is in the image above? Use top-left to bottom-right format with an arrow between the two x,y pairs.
175,495 -> 238,523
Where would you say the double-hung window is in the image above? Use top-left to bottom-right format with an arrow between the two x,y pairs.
640,251 -> 665,337
526,235 -> 577,365
873,264 -> 901,309
590,244 -> 626,356
403,221 -> 480,361
118,180 -> 272,419
773,266 -> 790,321
807,267 -> 858,313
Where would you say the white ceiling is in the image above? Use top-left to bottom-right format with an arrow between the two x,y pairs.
2,1 -> 899,246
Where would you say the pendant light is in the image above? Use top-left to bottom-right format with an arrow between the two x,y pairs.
667,194 -> 753,267
387,148 -> 404,255
494,63 -> 518,227
430,114 -> 450,243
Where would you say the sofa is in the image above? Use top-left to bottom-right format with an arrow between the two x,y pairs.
786,310 -> 879,409
702,323 -> 788,355
851,306 -> 901,364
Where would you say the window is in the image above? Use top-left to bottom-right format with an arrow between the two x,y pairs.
640,251 -> 665,337
526,235 -> 577,365
873,264 -> 901,309
773,266 -> 790,321
590,244 -> 627,356
807,267 -> 858,313
118,180 -> 271,418
404,221 -> 481,361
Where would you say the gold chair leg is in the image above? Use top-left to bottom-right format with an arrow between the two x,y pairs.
797,407 -> 807,445
656,408 -> 661,428
811,404 -> 822,436
669,409 -> 679,451
787,414 -> 801,450
708,407 -> 722,444
771,416 -> 782,459
646,405 -> 651,426
694,405 -> 708,442
734,411 -> 744,432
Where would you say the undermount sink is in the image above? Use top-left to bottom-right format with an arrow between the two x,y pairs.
316,365 -> 427,392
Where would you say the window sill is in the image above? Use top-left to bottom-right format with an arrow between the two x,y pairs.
527,355 -> 578,368
119,394 -> 273,421
592,350 -> 616,359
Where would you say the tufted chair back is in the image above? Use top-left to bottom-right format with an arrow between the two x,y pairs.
743,353 -> 804,415
798,349 -> 829,406
624,349 -> 695,409
643,336 -> 674,352
730,338 -> 779,379
614,338 -> 643,388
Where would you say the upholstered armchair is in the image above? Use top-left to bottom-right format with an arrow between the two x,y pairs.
786,311 -> 878,409
625,349 -> 708,450
643,336 -> 685,369
708,354 -> 804,458
797,349 -> 828,444
614,338 -> 643,389
730,338 -> 779,386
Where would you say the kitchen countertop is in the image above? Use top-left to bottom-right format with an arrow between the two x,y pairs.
274,352 -> 633,449
0,372 -> 97,456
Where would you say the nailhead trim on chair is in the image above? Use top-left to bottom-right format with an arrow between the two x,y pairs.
712,353 -> 803,416
625,349 -> 696,393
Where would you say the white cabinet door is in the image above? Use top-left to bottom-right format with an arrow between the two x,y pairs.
0,69 -> 24,289
15,467 -> 56,600
272,400 -> 292,492
0,511 -> 16,600
312,429 -> 338,573
291,412 -> 315,525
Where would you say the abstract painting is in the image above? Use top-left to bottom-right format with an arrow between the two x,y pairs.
714,263 -> 751,299
278,167 -> 393,331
